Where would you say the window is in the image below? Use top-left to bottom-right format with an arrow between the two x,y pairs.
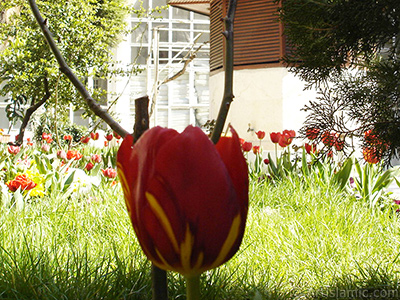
127,0 -> 210,131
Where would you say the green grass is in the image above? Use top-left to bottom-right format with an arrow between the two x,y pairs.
1,177 -> 400,299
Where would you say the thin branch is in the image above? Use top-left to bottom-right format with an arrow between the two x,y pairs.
210,0 -> 237,144
27,0 -> 129,138
14,78 -> 51,146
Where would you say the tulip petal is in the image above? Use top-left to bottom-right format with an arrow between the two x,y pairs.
146,126 -> 240,269
215,126 -> 249,217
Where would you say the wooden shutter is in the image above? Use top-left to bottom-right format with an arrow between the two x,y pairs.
210,0 -> 224,71
210,0 -> 285,71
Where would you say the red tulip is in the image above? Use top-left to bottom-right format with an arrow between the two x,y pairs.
263,158 -> 270,165
6,174 -> 36,192
102,167 -> 117,178
91,132 -> 99,140
278,132 -> 294,147
85,162 -> 94,171
41,144 -> 50,152
105,134 -> 113,141
305,128 -> 320,140
42,132 -> 51,141
81,136 -> 90,144
63,135 -> 73,141
241,141 -> 252,152
282,129 -> 296,139
113,131 -> 121,139
363,147 -> 381,164
91,154 -> 102,164
66,150 -> 83,161
117,125 -> 248,276
252,145 -> 261,154
8,145 -> 20,155
255,130 -> 265,140
270,132 -> 281,144
334,138 -> 344,151
57,150 -> 67,160
304,143 -> 316,154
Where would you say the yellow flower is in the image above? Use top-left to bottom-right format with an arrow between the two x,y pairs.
25,170 -> 46,197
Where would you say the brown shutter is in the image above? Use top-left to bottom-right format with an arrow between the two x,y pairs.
210,0 -> 285,71
210,0 -> 224,71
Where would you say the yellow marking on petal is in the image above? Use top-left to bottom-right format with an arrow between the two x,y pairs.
117,166 -> 132,215
210,214 -> 241,269
146,192 -> 180,253
180,225 -> 194,272
192,251 -> 204,272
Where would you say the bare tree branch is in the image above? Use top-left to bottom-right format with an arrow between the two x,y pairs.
27,0 -> 129,138
210,0 -> 237,144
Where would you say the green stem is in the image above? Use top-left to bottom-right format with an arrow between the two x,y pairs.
186,275 -> 201,300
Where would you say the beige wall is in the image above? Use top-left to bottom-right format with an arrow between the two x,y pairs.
210,67 -> 318,150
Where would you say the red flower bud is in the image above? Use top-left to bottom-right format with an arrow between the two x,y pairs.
105,134 -> 113,141
255,130 -> 265,140
117,125 -> 248,276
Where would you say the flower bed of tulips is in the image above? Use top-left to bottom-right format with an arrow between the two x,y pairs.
0,132 -> 121,208
1,128 -> 400,299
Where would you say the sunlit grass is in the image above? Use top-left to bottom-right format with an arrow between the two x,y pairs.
1,176 -> 400,299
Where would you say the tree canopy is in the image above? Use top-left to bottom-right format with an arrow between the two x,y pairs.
277,0 -> 400,162
0,0 -> 129,142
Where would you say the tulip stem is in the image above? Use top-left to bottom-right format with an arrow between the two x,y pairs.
186,275 -> 201,300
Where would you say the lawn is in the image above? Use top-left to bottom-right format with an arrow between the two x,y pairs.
1,176 -> 400,299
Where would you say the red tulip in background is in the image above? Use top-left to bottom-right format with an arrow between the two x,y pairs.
305,128 -> 320,140
102,167 -> 117,178
241,141 -> 252,152
91,154 -> 102,164
113,131 -> 121,139
117,125 -> 248,277
66,150 -> 83,161
6,174 -> 36,192
304,143 -> 317,154
270,132 -> 281,144
255,130 -> 265,140
278,130 -> 295,148
8,145 -> 20,155
252,145 -> 260,154
81,136 -> 90,144
85,162 -> 94,171
91,132 -> 99,140
105,134 -> 113,141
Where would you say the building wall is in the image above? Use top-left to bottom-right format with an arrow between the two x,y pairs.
210,67 -> 318,149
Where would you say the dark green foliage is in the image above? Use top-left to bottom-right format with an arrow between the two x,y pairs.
277,0 -> 400,160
